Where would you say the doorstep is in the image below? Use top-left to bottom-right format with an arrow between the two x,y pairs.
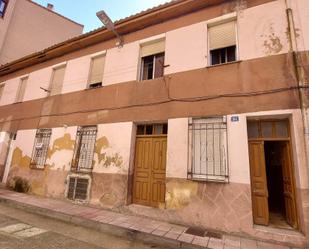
0,189 -> 300,249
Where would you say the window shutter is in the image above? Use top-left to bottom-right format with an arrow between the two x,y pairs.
209,21 -> 236,50
0,84 -> 4,99
89,55 -> 105,85
141,39 -> 165,57
50,66 -> 66,96
154,53 -> 165,78
16,77 -> 28,102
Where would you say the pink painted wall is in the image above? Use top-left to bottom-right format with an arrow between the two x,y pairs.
0,0 -> 83,65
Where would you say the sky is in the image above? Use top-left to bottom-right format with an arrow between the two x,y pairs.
33,0 -> 170,33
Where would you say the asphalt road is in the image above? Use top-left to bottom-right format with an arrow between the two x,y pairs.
0,203 -> 170,249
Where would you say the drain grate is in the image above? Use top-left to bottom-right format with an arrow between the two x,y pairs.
185,227 -> 222,239
185,227 -> 207,237
206,231 -> 222,239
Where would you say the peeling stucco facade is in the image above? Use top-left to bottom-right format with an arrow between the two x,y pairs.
0,0 -> 309,247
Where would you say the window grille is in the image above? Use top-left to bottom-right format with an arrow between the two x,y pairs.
30,129 -> 52,169
188,117 -> 228,182
67,177 -> 89,201
71,126 -> 97,172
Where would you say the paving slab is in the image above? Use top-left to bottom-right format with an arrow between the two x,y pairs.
0,189 -> 298,249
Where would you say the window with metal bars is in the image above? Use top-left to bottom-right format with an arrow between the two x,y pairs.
67,177 -> 89,201
188,117 -> 228,182
30,129 -> 52,169
71,126 -> 97,172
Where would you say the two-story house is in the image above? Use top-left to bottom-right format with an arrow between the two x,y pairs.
0,0 -> 308,247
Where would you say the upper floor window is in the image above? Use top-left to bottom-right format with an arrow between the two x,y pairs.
188,117 -> 228,182
49,65 -> 66,96
30,129 -> 52,169
88,54 -> 105,89
0,0 -> 8,18
208,20 -> 237,66
15,76 -> 28,103
0,84 -> 4,101
140,39 -> 165,81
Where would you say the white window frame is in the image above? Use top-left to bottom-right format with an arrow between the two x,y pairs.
206,13 -> 239,66
188,116 -> 229,182
15,75 -> 28,103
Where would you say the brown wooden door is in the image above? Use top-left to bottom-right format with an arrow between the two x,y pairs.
280,142 -> 298,229
249,141 -> 269,225
133,136 -> 167,207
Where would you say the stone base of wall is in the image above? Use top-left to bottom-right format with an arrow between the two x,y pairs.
7,165 -> 309,247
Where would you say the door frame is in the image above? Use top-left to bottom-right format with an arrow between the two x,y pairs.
247,118 -> 300,230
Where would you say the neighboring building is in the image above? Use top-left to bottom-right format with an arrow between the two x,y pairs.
0,0 -> 309,247
0,0 -> 83,65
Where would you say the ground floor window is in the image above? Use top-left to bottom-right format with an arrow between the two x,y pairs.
30,129 -> 52,169
71,126 -> 97,172
188,117 -> 228,182
67,176 -> 89,201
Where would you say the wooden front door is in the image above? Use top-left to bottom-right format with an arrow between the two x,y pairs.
133,135 -> 167,207
249,141 -> 269,225
280,142 -> 298,229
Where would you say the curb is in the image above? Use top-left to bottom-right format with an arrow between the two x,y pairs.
0,197 -> 205,249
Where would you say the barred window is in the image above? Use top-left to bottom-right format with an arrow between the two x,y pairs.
67,177 -> 89,201
188,117 -> 228,182
31,129 -> 52,169
71,126 -> 97,172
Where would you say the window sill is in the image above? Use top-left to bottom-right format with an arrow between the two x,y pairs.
30,164 -> 45,170
139,76 -> 164,83
206,60 -> 242,69
188,174 -> 228,183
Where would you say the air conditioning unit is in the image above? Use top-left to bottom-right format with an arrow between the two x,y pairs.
35,143 -> 44,149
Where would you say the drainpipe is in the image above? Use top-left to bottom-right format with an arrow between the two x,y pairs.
285,0 -> 309,181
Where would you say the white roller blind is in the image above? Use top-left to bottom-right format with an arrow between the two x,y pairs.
50,66 -> 66,96
141,39 -> 165,57
16,77 -> 28,102
89,55 -> 105,85
209,21 -> 236,50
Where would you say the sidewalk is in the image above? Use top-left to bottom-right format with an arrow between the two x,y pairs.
0,189 -> 298,249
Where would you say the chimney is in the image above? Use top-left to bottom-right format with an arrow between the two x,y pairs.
47,3 -> 54,11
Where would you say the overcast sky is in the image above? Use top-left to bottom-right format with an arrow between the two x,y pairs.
33,0 -> 170,33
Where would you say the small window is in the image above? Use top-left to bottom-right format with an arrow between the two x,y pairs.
0,84 -> 4,101
208,20 -> 237,66
30,129 -> 52,169
71,126 -> 97,172
188,117 -> 228,182
67,177 -> 89,201
88,55 -> 105,89
0,0 -> 8,18
15,77 -> 28,103
140,39 -> 165,81
49,65 -> 66,96
136,124 -> 168,136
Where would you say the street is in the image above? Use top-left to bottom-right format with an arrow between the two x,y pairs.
0,203 -> 170,249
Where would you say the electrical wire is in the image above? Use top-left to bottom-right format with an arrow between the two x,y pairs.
0,84 -> 307,126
